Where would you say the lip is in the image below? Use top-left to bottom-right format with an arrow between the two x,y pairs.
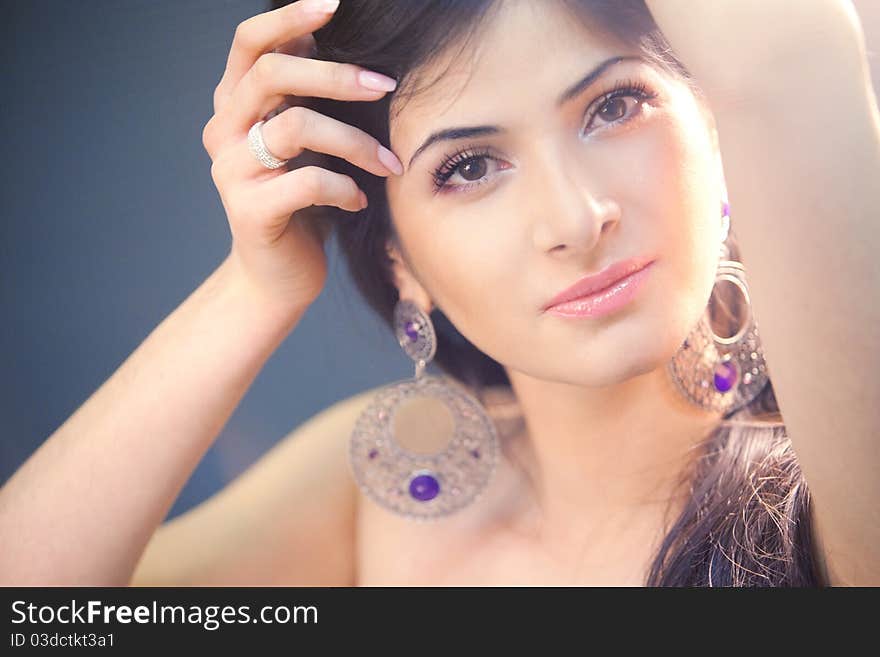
542,257 -> 656,318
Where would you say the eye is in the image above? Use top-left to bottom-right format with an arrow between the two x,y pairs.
430,147 -> 509,196
582,78 -> 658,137
429,78 -> 658,196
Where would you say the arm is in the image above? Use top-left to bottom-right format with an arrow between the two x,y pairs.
644,0 -> 880,585
130,387 -> 370,587
0,253 -> 309,585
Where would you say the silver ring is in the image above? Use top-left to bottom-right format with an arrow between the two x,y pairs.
247,119 -> 288,170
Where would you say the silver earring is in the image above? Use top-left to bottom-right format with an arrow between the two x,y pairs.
348,298 -> 499,520
667,200 -> 771,415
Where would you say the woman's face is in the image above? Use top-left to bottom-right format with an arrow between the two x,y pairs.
384,0 -> 726,387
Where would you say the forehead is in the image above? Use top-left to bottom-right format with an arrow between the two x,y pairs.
389,0 -> 633,145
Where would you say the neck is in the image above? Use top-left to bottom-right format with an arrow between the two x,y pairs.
498,362 -> 722,544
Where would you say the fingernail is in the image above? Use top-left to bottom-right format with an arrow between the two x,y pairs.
358,190 -> 369,209
302,0 -> 339,15
377,144 -> 404,176
358,70 -> 397,92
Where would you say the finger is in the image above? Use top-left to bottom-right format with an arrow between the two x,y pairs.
235,166 -> 365,242
214,0 -> 338,115
218,105 -> 403,181
270,165 -> 366,218
273,32 -> 316,58
215,54 -> 396,146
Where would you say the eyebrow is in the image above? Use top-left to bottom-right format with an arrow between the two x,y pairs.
406,55 -> 642,170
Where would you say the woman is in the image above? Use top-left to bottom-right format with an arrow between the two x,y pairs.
1,0 -> 876,586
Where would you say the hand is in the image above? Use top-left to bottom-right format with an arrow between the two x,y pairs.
201,0 -> 404,311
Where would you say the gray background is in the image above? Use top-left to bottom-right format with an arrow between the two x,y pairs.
2,0 -> 878,522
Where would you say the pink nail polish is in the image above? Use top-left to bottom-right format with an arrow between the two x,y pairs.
377,144 -> 404,176
302,0 -> 339,15
358,70 -> 397,92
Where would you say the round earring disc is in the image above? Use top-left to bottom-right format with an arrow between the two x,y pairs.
349,375 -> 499,520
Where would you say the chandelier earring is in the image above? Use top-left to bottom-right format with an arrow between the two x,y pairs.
667,199 -> 771,416
348,298 -> 499,520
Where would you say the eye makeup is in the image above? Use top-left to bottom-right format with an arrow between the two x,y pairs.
429,77 -> 659,196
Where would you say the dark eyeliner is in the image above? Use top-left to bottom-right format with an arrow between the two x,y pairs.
583,77 -> 656,133
430,77 -> 658,194
431,147 -> 495,193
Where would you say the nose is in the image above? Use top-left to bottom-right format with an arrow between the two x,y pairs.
529,151 -> 621,257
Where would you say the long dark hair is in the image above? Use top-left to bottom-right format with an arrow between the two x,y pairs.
270,0 -> 823,586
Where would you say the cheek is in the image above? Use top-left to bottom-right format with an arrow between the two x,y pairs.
405,221 -> 527,365
637,112 -> 721,281
388,175 -> 526,355
428,222 -> 514,320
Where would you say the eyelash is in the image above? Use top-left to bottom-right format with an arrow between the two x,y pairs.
430,78 -> 658,195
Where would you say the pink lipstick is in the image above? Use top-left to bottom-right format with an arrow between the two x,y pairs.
543,257 -> 655,319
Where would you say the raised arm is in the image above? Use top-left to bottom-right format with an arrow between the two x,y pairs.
644,0 -> 880,585
0,0 -> 403,586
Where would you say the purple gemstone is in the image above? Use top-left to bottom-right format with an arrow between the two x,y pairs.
409,473 -> 440,501
713,360 -> 737,392
722,201 -> 730,218
471,449 -> 480,459
368,449 -> 379,460
404,320 -> 420,342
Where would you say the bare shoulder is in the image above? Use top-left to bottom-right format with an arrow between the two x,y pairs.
130,385 -> 382,587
